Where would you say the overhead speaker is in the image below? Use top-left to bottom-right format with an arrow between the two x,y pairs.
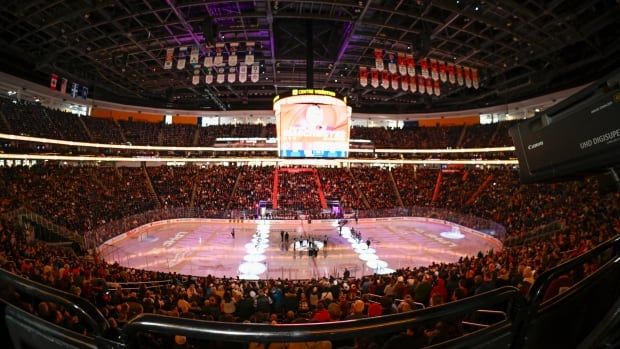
202,17 -> 218,45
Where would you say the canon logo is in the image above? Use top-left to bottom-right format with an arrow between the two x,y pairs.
162,231 -> 189,248
527,141 -> 544,150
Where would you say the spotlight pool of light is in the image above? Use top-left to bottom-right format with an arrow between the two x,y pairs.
352,242 -> 368,250
238,262 -> 267,275
244,254 -> 266,262
374,267 -> 396,275
238,274 -> 260,280
359,252 -> 378,261
366,260 -> 388,269
440,228 -> 465,240
355,247 -> 375,254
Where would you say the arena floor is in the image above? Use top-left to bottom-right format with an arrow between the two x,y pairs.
99,218 -> 502,280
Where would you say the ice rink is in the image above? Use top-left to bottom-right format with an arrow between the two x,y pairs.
99,217 -> 503,280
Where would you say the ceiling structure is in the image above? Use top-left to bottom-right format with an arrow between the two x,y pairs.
0,0 -> 618,113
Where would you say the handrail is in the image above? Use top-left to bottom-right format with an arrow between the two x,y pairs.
0,268 -> 109,336
527,234 -> 620,306
122,286 -> 521,346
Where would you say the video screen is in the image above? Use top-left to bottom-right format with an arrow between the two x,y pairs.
278,104 -> 350,158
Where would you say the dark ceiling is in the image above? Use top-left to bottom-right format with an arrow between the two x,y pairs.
1,0 -> 619,113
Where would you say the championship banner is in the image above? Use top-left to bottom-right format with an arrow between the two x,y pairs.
406,54 -> 416,77
374,48 -> 384,71
70,82 -> 79,98
433,80 -> 441,96
50,74 -> 58,90
417,76 -> 425,94
216,67 -> 225,83
410,75 -> 417,93
250,64 -> 259,82
430,59 -> 439,81
464,66 -> 472,88
238,65 -> 247,83
60,78 -> 68,94
245,41 -> 255,65
456,65 -> 464,86
214,43 -> 224,67
205,70 -> 214,84
425,78 -> 433,95
189,46 -> 199,66
370,68 -> 379,88
387,52 -> 397,74
391,73 -> 399,90
227,67 -> 236,83
164,48 -> 174,69
401,75 -> 409,91
81,86 -> 88,99
177,47 -> 187,70
439,61 -> 447,82
471,68 -> 479,89
192,69 -> 200,85
419,58 -> 429,79
228,42 -> 239,66
381,70 -> 390,89
203,46 -> 213,68
397,52 -> 407,76
359,66 -> 368,87
447,63 -> 456,84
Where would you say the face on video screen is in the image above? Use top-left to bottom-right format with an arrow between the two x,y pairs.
278,104 -> 350,158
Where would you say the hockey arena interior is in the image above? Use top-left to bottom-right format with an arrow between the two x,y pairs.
0,1 -> 619,349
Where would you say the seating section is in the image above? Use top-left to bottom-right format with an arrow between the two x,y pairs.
350,167 -> 399,208
277,170 -> 322,210
318,167 -> 365,209
193,166 -> 239,210
228,166 -> 274,210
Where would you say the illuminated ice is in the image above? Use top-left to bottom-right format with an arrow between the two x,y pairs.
238,262 -> 267,275
244,254 -> 267,262
366,260 -> 388,269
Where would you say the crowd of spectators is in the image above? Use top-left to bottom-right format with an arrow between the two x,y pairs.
193,166 -> 239,210
228,166 -> 275,210
318,168 -> 365,210
277,171 -> 322,210
350,167 -> 399,209
146,166 -> 197,208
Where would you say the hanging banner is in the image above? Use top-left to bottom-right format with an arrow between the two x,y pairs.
401,75 -> 409,91
374,48 -> 384,71
447,63 -> 456,84
419,58 -> 429,79
439,61 -> 447,82
189,46 -> 199,66
387,52 -> 397,74
359,66 -> 368,87
50,74 -> 58,90
245,41 -> 255,65
177,47 -> 187,70
60,78 -> 68,94
456,65 -> 464,86
391,73 -> 399,90
216,67 -> 225,83
205,70 -> 214,84
203,46 -> 213,68
164,48 -> 174,69
250,64 -> 260,82
433,80 -> 441,96
70,82 -> 79,98
214,43 -> 224,67
238,65 -> 247,83
406,54 -> 416,77
381,71 -> 390,89
471,68 -> 479,89
227,67 -> 236,83
425,78 -> 433,95
410,75 -> 417,93
192,69 -> 200,85
430,59 -> 439,81
370,68 -> 379,88
464,66 -> 472,88
397,52 -> 407,76
81,86 -> 88,99
417,76 -> 425,94
228,42 -> 239,66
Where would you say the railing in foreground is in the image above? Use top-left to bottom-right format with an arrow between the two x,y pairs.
83,206 -> 506,251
